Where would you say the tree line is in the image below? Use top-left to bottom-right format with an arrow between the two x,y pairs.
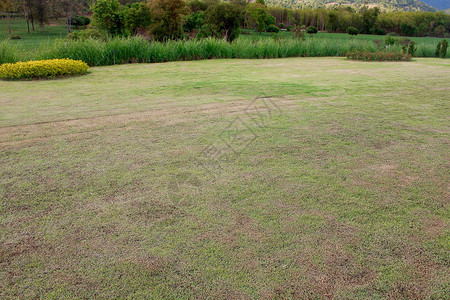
1,0 -> 449,39
268,5 -> 449,36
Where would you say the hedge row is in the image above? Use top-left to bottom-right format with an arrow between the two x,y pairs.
0,59 -> 89,80
347,51 -> 412,61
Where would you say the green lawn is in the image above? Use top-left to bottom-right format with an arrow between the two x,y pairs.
1,57 -> 449,298
0,18 -> 68,52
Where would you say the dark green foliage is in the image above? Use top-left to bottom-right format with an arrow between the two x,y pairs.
187,0 -> 207,13
278,23 -> 284,28
124,2 -> 152,35
347,51 -> 411,61
246,3 -> 275,33
440,40 -> 448,58
433,25 -> 446,38
435,42 -> 441,57
149,0 -> 189,41
384,34 -> 397,45
70,15 -> 91,28
401,22 -> 417,36
183,11 -> 205,33
360,6 -> 379,34
371,27 -> 386,35
205,2 -> 241,42
266,24 -> 279,33
91,0 -> 125,36
347,26 -> 359,36
306,26 -> 318,34
407,41 -> 416,56
385,35 -> 410,46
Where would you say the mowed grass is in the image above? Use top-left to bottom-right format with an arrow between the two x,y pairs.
0,18 -> 68,53
1,58 -> 449,298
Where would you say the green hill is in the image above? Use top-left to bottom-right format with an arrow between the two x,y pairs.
265,0 -> 437,12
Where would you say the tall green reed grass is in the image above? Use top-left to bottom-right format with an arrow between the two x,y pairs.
1,35 -> 446,66
0,40 -> 18,64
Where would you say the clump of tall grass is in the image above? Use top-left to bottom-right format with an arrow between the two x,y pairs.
1,35 -> 447,67
0,40 -> 18,64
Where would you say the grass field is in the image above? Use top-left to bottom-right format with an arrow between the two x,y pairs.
1,57 -> 449,298
0,18 -> 68,52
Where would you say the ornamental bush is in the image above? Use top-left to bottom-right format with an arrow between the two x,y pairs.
70,15 -> 91,28
347,26 -> 359,36
347,51 -> 411,61
0,59 -> 89,80
266,24 -> 280,33
440,40 -> 448,59
306,26 -> 318,34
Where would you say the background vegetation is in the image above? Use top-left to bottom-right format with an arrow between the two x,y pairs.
1,0 -> 449,40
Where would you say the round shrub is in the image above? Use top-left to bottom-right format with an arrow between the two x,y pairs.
306,26 -> 318,34
266,25 -> 280,33
347,26 -> 359,36
70,15 -> 91,28
0,59 -> 89,80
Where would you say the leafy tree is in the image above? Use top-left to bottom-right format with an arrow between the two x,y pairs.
124,2 -> 152,35
360,6 -> 379,34
91,0 -> 125,36
246,3 -> 274,33
434,25 -> 446,37
187,0 -> 207,13
149,0 -> 189,41
33,0 -> 50,32
55,0 -> 83,33
205,2 -> 241,42
183,11 -> 205,33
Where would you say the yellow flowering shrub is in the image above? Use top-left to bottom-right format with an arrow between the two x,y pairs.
0,59 -> 89,80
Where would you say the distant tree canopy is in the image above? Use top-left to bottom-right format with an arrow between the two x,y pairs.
1,0 -> 449,39
267,6 -> 449,37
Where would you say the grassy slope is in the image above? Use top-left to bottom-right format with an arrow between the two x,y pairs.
1,58 -> 449,298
